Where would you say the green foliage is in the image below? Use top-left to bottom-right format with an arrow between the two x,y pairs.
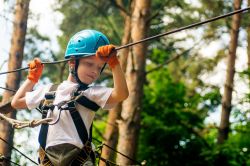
139,67 -> 213,165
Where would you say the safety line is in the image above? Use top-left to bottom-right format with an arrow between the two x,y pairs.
0,6 -> 249,75
93,138 -> 142,165
0,137 -> 38,165
0,154 -> 21,166
0,86 -> 17,92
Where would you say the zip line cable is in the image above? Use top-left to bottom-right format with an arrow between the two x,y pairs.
0,6 -> 250,75
0,137 -> 38,165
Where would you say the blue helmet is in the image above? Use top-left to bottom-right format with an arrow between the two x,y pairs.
65,29 -> 110,59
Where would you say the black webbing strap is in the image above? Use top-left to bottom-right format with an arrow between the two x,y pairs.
70,86 -> 99,145
38,84 -> 59,150
75,95 -> 99,111
69,105 -> 91,144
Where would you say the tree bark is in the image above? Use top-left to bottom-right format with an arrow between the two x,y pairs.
99,2 -> 132,165
0,0 -> 30,165
247,0 -> 250,93
217,0 -> 242,144
116,0 -> 150,165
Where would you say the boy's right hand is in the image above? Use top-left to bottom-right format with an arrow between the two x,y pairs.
96,45 -> 119,69
27,58 -> 44,83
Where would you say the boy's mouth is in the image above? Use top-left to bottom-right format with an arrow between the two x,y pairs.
87,74 -> 95,80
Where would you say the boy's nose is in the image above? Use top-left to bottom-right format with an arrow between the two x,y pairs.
92,67 -> 99,76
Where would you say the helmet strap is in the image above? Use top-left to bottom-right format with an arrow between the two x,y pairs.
71,59 -> 88,89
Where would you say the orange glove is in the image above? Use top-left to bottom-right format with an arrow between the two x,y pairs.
27,58 -> 44,83
96,45 -> 119,69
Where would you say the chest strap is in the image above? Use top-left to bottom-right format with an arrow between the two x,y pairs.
38,84 -> 100,150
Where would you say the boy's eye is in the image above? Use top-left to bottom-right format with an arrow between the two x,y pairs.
85,62 -> 93,66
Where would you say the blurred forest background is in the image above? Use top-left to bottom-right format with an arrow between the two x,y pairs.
0,0 -> 250,165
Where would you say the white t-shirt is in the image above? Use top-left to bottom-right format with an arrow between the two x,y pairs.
26,80 -> 114,150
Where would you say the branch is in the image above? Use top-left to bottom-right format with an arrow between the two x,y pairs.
84,0 -> 121,42
146,48 -> 191,74
0,60 -> 8,71
109,0 -> 130,17
146,11 -> 160,24
146,40 -> 202,74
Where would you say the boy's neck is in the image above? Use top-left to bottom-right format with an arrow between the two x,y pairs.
68,74 -> 77,83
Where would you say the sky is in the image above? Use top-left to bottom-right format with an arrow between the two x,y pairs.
0,0 -> 249,164
0,0 -> 63,93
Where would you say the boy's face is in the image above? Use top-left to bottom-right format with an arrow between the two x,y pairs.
77,56 -> 105,84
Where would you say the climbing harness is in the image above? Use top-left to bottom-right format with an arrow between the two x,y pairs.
38,84 -> 100,165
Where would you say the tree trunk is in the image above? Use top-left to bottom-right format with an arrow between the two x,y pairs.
99,3 -> 132,165
217,0 -> 242,144
116,0 -> 150,165
0,0 -> 30,165
247,0 -> 250,93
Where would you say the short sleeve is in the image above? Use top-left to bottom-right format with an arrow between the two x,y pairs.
83,86 -> 117,110
25,84 -> 52,110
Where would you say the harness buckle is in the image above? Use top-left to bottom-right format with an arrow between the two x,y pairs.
66,100 -> 77,111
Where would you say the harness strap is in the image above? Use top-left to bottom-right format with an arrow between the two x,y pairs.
69,105 -> 91,144
38,84 -> 58,150
75,95 -> 99,111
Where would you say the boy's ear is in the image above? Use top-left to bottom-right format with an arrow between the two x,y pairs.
68,59 -> 75,68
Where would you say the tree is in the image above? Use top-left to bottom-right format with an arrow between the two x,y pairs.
217,0 -> 242,144
99,1 -> 132,165
116,0 -> 151,165
0,0 -> 30,165
247,0 -> 250,100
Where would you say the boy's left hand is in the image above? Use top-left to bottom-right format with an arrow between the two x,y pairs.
96,45 -> 119,69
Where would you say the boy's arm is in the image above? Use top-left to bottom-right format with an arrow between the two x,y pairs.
96,45 -> 129,104
108,63 -> 129,104
11,58 -> 44,109
11,80 -> 36,109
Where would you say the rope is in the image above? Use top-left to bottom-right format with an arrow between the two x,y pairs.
0,6 -> 249,75
0,137 -> 38,165
0,113 -> 52,129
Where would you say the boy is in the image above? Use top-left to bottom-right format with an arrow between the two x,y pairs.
11,29 -> 129,166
